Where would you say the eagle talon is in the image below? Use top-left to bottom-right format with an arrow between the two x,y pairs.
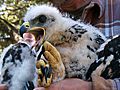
36,59 -> 52,87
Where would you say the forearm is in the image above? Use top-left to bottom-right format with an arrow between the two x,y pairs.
34,76 -> 120,90
34,78 -> 92,90
56,79 -> 92,90
45,76 -> 119,90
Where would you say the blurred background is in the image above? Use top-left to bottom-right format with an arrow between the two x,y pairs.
0,0 -> 50,53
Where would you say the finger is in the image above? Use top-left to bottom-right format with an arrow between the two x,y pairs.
0,84 -> 8,90
43,41 -> 61,62
34,87 -> 45,90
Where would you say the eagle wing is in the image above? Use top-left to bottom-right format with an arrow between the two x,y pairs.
0,42 -> 36,90
86,35 -> 120,80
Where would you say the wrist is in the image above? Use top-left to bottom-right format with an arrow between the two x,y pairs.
87,82 -> 92,90
58,79 -> 93,90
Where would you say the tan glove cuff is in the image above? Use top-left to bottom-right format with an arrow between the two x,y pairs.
91,75 -> 114,90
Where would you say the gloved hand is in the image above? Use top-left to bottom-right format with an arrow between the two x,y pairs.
36,41 -> 65,87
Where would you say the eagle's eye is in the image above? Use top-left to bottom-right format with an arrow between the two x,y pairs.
38,15 -> 47,23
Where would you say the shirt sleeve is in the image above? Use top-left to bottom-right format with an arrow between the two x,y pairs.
81,0 -> 105,25
113,78 -> 120,90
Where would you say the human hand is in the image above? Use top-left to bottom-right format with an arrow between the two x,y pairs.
0,84 -> 7,90
34,78 -> 92,90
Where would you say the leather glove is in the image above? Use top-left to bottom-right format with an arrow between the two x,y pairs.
36,41 -> 65,87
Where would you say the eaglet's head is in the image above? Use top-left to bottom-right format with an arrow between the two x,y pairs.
24,5 -> 63,32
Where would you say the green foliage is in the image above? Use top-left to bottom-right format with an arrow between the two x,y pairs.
0,0 -> 50,53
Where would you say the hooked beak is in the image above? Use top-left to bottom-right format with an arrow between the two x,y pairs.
27,27 -> 46,45
20,22 -> 46,46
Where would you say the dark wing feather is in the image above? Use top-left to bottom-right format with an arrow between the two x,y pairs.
0,42 -> 35,90
86,35 -> 120,80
